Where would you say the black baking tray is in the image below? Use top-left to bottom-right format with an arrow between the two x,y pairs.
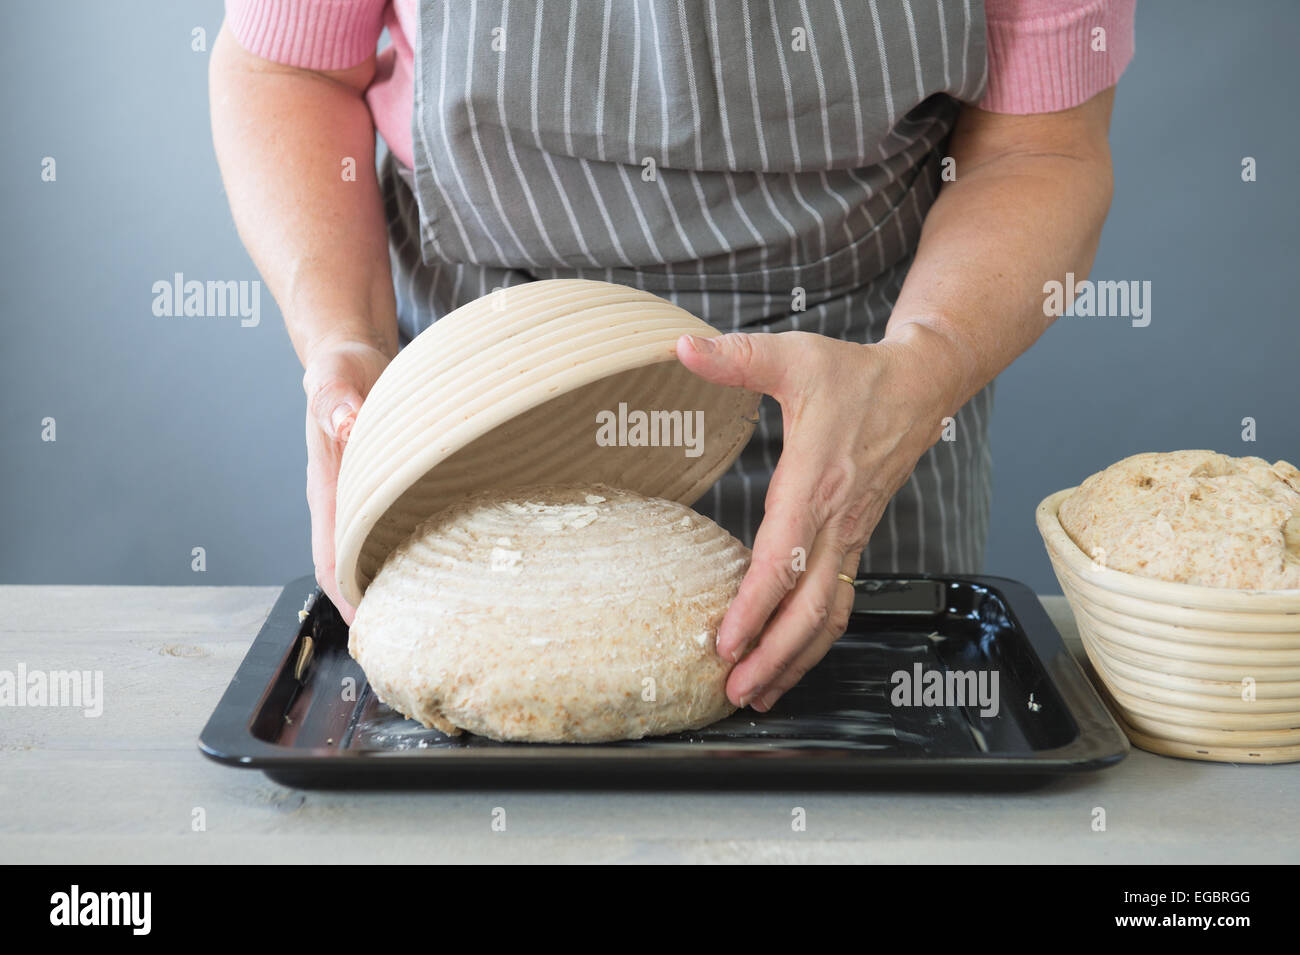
199,574 -> 1127,787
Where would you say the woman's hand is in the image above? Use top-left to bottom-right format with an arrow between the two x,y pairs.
676,324 -> 970,712
303,338 -> 394,625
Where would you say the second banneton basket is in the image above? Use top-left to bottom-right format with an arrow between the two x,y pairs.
334,279 -> 762,608
1036,487 -> 1300,764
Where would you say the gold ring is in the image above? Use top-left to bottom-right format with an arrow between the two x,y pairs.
836,573 -> 855,585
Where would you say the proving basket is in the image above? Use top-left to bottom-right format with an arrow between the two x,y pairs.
334,279 -> 761,607
1036,487 -> 1300,764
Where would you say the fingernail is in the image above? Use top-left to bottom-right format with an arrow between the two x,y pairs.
330,402 -> 355,439
741,685 -> 767,710
753,689 -> 778,712
688,335 -> 716,354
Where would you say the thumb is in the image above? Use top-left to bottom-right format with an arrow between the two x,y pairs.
675,332 -> 789,397
306,377 -> 364,445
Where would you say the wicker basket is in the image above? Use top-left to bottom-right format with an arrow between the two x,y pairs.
1036,487 -> 1300,763
334,280 -> 761,607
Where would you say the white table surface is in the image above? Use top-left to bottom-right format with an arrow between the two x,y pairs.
2,585 -> 1296,864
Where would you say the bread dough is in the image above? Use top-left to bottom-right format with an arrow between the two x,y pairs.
348,484 -> 750,742
1059,450 -> 1300,589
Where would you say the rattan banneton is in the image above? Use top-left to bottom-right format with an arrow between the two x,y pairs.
335,280 -> 761,607
1037,487 -> 1300,764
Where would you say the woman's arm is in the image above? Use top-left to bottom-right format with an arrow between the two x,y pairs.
209,22 -> 398,365
678,89 -> 1117,711
884,89 -> 1116,417
210,21 -> 398,623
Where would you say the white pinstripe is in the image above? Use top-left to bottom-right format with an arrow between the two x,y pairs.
591,4 -> 665,266
766,0 -> 803,173
463,1 -> 543,268
740,0 -> 803,298
561,0 -> 576,155
615,162 -> 667,263
961,0 -> 972,100
902,0 -> 926,100
975,0 -> 989,96
385,177 -> 419,333
706,0 -> 738,171
651,0 -> 710,318
562,4 -> 634,267
450,262 -> 464,309
652,176 -> 703,262
705,0 -> 772,325
830,0 -> 866,163
910,466 -> 927,573
686,171 -> 740,312
491,0 -> 568,266
648,0 -> 670,164
413,2 -> 479,262
675,1 -> 705,170
928,451 -> 950,572
868,0 -> 896,160
722,173 -> 770,309
796,0 -> 863,328
594,0 -> 613,161
528,2 -> 601,268
936,0 -> 952,91
950,422 -> 969,570
846,175 -> 889,279
797,0 -> 834,164
627,0 -> 640,163
818,170 -> 863,292
441,1 -> 515,265
674,11 -> 742,320
763,7 -> 832,298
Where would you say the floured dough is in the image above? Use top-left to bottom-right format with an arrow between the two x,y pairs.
1059,450 -> 1300,589
348,483 -> 750,742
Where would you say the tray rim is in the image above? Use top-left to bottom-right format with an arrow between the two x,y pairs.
197,573 -> 1130,780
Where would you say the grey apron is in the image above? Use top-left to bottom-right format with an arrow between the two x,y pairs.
381,0 -> 994,574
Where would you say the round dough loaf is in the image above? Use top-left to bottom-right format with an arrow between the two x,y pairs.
1058,450 -> 1300,590
348,483 -> 750,742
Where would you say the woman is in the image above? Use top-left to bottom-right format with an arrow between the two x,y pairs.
211,0 -> 1132,713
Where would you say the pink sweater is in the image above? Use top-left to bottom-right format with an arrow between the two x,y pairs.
226,0 -> 1135,171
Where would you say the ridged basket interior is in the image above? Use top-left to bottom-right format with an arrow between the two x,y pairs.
1036,487 -> 1300,764
335,279 -> 760,606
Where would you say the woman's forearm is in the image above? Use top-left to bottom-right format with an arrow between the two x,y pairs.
884,90 -> 1117,417
209,23 -> 398,364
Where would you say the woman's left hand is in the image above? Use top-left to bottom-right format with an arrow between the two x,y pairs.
676,324 -> 970,712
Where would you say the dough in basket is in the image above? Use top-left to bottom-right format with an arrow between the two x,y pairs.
348,483 -> 750,742
1058,450 -> 1300,589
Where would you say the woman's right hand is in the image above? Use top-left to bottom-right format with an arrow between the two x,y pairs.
303,339 -> 394,625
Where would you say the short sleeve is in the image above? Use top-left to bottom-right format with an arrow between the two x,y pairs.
225,0 -> 388,71
979,0 -> 1136,113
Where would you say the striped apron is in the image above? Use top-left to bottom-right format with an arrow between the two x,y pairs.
381,0 -> 994,574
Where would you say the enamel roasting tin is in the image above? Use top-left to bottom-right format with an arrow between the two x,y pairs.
199,574 -> 1128,787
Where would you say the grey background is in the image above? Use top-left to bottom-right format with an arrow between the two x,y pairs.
2,1 -> 1296,595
